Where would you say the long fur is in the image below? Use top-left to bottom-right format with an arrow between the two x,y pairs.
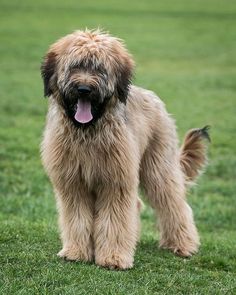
40,30 -> 209,270
180,126 -> 210,183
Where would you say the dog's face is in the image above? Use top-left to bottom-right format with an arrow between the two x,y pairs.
41,30 -> 134,127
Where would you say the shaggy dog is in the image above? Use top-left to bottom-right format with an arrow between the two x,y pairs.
40,29 -> 209,270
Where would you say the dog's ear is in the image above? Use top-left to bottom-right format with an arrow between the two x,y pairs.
41,51 -> 57,97
114,58 -> 134,104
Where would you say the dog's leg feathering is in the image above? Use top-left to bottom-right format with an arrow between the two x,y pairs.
140,131 -> 200,257
94,186 -> 139,270
56,186 -> 94,262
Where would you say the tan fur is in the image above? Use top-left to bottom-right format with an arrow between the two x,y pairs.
180,126 -> 210,183
41,30 -> 209,270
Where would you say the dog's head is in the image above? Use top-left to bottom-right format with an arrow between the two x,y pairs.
41,29 -> 134,126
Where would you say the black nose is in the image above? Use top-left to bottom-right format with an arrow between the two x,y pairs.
78,85 -> 91,95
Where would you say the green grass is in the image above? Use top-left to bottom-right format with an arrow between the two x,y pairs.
0,0 -> 236,294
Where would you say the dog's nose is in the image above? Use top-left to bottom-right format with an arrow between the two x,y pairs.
78,85 -> 91,95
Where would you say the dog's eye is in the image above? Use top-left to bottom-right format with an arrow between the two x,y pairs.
99,72 -> 108,80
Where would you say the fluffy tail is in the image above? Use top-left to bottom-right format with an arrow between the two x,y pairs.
180,126 -> 210,183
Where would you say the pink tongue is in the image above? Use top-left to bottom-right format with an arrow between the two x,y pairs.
74,100 -> 93,123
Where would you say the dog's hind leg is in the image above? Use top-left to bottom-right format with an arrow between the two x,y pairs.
140,133 -> 200,257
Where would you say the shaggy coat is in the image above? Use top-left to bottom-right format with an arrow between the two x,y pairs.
41,30 -> 209,269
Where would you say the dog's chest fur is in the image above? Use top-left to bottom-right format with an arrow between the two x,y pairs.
41,109 -> 139,191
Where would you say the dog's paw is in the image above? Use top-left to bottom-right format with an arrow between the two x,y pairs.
174,246 -> 198,257
57,245 -> 93,262
159,225 -> 200,258
160,239 -> 199,257
96,253 -> 133,270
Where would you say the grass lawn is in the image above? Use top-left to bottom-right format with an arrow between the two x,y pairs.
0,0 -> 236,294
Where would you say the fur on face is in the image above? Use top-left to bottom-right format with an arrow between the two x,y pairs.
41,30 -> 134,127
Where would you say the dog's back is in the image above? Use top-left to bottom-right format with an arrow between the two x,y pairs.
127,85 -> 210,186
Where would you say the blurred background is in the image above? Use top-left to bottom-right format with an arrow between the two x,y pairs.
0,0 -> 235,293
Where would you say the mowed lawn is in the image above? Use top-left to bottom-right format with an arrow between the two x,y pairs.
0,0 -> 236,294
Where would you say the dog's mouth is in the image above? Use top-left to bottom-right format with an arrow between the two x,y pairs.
74,100 -> 93,124
62,84 -> 113,127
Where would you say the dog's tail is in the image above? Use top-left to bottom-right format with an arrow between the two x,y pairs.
180,126 -> 210,183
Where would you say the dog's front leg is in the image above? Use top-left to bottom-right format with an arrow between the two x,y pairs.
94,186 -> 139,270
55,186 -> 94,262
